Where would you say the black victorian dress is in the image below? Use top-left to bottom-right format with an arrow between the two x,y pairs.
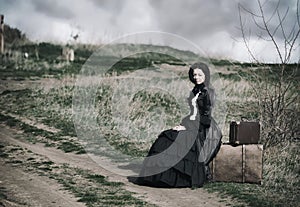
136,84 -> 222,188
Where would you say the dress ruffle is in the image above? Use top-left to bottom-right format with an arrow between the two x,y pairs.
135,87 -> 222,188
137,129 -> 206,187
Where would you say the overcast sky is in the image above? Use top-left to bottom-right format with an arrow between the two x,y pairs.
0,0 -> 299,63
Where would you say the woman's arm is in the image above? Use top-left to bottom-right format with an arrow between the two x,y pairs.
199,89 -> 212,128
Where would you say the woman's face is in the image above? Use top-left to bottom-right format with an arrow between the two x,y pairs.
193,68 -> 205,84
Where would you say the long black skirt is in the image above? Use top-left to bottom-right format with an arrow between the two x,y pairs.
136,129 -> 206,188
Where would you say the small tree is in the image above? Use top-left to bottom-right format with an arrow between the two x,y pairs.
238,0 -> 299,147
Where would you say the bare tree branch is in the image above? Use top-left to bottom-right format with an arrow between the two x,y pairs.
237,0 -> 299,147
286,22 -> 297,45
257,32 -> 273,41
257,0 -> 284,63
276,7 -> 289,39
277,7 -> 290,61
265,0 -> 281,25
297,0 -> 300,27
286,28 -> 300,62
239,3 -> 262,18
252,14 -> 268,31
238,4 -> 260,63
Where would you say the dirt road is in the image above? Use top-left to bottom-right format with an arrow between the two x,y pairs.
0,125 -> 238,207
0,160 -> 85,207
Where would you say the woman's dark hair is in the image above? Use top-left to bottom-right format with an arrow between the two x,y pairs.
188,62 -> 210,86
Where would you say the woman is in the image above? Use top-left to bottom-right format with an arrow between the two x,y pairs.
136,62 -> 222,188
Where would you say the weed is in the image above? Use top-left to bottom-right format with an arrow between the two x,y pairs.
0,152 -> 8,158
57,141 -> 85,153
0,187 -> 7,200
86,174 -> 124,187
0,43 -> 298,206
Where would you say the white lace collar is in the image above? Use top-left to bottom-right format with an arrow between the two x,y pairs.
190,91 -> 201,120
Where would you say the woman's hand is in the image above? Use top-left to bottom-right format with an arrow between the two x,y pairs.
173,125 -> 186,131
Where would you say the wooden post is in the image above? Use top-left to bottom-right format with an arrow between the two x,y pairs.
0,15 -> 4,54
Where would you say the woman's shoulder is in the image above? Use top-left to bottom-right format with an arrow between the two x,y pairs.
200,87 -> 210,96
189,86 -> 213,98
198,87 -> 212,102
203,87 -> 215,96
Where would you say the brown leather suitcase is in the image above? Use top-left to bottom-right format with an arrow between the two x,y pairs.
209,144 -> 263,184
229,121 -> 260,144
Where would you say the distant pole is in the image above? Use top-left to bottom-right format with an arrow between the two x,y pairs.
0,15 -> 4,54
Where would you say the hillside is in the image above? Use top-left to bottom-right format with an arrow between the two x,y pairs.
0,24 -> 299,207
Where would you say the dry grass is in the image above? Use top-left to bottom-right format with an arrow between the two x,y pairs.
0,50 -> 299,206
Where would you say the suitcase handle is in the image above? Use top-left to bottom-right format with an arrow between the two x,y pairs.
241,116 -> 260,123
241,116 -> 249,122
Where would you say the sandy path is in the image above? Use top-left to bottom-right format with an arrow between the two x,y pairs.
0,159 -> 85,207
0,126 -> 236,207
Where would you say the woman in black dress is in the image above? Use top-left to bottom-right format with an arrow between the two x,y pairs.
136,62 -> 222,188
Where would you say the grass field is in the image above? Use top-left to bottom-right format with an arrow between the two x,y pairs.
0,42 -> 299,206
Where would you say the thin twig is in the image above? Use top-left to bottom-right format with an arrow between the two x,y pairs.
238,4 -> 260,63
258,0 -> 284,63
265,0 -> 281,24
277,7 -> 290,61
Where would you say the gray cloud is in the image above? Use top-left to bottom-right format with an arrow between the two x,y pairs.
90,0 -> 125,13
0,0 -> 298,62
89,0 -> 129,27
237,0 -> 299,40
149,0 -> 237,39
0,0 -> 19,14
30,0 -> 75,19
149,0 -> 298,41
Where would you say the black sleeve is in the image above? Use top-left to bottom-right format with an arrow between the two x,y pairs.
199,90 -> 212,127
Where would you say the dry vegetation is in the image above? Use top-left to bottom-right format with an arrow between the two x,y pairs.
0,38 -> 299,206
